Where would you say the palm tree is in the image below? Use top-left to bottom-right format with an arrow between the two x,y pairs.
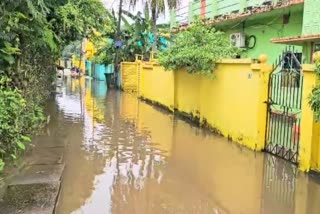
129,0 -> 179,51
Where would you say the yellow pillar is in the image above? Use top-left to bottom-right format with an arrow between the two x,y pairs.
299,65 -> 317,171
255,63 -> 272,151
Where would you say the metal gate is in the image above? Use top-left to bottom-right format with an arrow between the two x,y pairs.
265,47 -> 303,164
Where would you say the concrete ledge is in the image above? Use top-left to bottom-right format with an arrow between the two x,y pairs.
0,182 -> 60,214
9,164 -> 64,186
218,58 -> 252,65
140,58 -> 254,71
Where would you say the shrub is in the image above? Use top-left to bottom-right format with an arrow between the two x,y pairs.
309,61 -> 320,120
0,78 -> 34,169
158,19 -> 240,75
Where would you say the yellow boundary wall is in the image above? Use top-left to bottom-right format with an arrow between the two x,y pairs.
134,59 -> 271,151
139,62 -> 175,110
120,59 -> 320,172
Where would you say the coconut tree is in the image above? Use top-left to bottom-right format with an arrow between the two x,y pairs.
129,0 -> 179,51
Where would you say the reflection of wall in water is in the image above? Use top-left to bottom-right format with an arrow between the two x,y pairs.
91,79 -> 107,98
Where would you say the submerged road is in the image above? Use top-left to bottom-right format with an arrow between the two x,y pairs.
40,77 -> 320,213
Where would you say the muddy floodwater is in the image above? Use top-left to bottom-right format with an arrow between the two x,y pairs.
41,77 -> 320,214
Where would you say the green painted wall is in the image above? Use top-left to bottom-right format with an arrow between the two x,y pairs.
302,0 -> 320,35
217,0 -> 240,16
170,10 -> 177,28
301,0 -> 320,63
222,10 -> 303,63
188,0 -> 285,20
191,1 -> 201,22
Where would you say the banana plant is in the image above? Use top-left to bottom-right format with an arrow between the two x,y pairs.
95,9 -> 171,62
94,10 -> 151,62
128,0 -> 179,51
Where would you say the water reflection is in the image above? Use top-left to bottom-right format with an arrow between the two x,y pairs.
51,77 -> 320,214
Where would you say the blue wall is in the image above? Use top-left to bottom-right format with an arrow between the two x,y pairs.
90,63 -> 114,81
93,64 -> 106,81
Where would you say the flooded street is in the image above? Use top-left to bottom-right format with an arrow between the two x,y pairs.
41,77 -> 320,214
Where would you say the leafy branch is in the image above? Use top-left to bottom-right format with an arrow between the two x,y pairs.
309,60 -> 320,120
158,18 -> 240,74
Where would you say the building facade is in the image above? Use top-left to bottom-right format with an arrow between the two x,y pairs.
171,0 -> 320,64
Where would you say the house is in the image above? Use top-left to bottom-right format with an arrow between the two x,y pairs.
170,0 -> 320,64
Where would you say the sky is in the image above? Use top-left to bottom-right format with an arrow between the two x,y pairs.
101,0 -> 190,24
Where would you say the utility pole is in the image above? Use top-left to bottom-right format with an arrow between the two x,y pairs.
79,38 -> 84,75
113,0 -> 123,88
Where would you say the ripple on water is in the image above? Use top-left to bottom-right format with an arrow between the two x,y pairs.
53,78 -> 320,214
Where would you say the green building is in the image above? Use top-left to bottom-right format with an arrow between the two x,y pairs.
170,0 -> 320,64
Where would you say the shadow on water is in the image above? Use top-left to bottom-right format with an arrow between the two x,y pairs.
47,77 -> 320,214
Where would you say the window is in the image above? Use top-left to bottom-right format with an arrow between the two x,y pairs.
281,52 -> 302,88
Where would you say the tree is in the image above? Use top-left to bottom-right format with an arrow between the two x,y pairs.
129,0 -> 179,51
120,10 -> 153,60
94,10 -> 163,63
58,0 -> 113,69
62,41 -> 81,59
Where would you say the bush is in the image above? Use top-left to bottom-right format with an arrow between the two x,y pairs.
0,78 -> 37,169
158,19 -> 240,75
309,62 -> 320,120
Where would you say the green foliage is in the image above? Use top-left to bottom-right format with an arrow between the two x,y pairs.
93,9 -> 171,63
0,77 -> 42,167
309,61 -> 320,120
0,0 -> 112,171
122,11 -> 170,61
62,41 -> 81,59
129,0 -> 179,51
58,0 -> 112,42
96,10 -> 153,62
158,19 -> 240,74
118,16 -> 153,61
21,136 -> 32,143
94,43 -> 115,65
314,61 -> 320,76
0,159 -> 5,171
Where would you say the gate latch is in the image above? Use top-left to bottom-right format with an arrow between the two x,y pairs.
264,98 -> 276,106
